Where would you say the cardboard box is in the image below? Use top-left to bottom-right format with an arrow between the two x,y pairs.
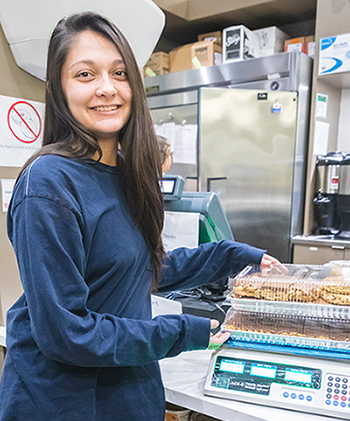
198,30 -> 222,46
169,43 -> 192,73
253,26 -> 289,54
284,37 -> 306,53
191,40 -> 222,68
222,25 -> 260,63
143,52 -> 169,77
259,47 -> 282,57
305,35 -> 315,57
319,33 -> 350,75
170,40 -> 222,73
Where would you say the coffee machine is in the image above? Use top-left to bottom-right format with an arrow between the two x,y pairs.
336,153 -> 350,239
313,151 -> 344,235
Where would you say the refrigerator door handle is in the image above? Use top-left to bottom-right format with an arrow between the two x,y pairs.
207,177 -> 227,192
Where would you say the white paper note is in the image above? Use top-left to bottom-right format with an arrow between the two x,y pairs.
313,120 -> 329,156
151,295 -> 182,318
173,124 -> 197,164
154,122 -> 176,151
162,211 -> 199,252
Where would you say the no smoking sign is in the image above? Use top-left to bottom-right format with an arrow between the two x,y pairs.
7,101 -> 42,144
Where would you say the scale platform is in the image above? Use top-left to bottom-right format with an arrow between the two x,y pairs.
204,346 -> 350,419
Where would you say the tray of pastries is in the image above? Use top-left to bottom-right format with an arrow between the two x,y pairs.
230,264 -> 350,306
223,308 -> 350,350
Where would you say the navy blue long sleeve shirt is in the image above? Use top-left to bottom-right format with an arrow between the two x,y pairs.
0,155 -> 264,420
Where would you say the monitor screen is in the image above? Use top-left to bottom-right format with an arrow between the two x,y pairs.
161,178 -> 176,195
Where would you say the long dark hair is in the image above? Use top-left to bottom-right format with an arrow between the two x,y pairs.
19,12 -> 165,287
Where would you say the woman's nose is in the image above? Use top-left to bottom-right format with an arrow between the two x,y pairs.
96,75 -> 116,97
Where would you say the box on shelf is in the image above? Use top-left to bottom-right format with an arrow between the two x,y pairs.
305,35 -> 315,57
192,40 -> 222,67
169,40 -> 222,73
222,25 -> 260,63
284,37 -> 306,53
284,35 -> 315,56
197,30 -> 222,46
259,47 -> 280,57
253,26 -> 289,56
319,32 -> 350,76
143,52 -> 169,78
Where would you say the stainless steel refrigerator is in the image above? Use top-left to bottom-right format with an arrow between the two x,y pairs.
145,51 -> 312,262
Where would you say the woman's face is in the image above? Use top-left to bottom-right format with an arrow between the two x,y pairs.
61,30 -> 132,144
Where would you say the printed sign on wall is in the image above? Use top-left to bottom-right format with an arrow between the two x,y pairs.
1,178 -> 16,213
0,94 -> 44,167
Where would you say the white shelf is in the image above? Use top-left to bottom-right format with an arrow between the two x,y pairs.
317,72 -> 350,89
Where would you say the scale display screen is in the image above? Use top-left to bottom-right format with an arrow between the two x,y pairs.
211,356 -> 322,394
219,359 -> 245,374
250,364 -> 277,379
284,368 -> 313,384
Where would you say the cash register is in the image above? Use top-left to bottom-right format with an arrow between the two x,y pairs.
160,174 -> 234,323
161,174 -> 233,245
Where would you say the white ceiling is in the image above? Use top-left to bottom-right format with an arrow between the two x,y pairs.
152,0 -> 317,45
153,0 -> 277,22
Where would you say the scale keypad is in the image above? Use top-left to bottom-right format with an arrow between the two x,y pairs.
325,374 -> 350,410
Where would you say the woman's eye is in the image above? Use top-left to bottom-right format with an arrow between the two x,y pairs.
114,70 -> 127,80
77,71 -> 91,78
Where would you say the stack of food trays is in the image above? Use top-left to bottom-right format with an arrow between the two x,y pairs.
223,263 -> 350,352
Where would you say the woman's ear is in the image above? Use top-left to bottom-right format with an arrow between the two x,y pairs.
46,81 -> 51,94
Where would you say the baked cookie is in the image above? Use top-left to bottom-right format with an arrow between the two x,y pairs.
321,276 -> 350,305
233,276 -> 262,299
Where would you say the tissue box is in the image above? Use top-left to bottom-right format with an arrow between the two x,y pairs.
253,26 -> 289,55
318,33 -> 350,75
223,25 -> 260,62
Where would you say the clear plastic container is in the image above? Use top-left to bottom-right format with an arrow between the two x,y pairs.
222,263 -> 350,351
229,263 -> 350,306
223,307 -> 350,349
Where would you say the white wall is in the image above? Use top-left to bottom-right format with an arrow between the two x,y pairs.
337,88 -> 350,153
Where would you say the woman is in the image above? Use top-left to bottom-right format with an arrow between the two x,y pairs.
0,12 -> 278,420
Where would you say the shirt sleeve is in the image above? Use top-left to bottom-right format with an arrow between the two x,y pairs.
158,240 -> 265,292
9,196 -> 210,367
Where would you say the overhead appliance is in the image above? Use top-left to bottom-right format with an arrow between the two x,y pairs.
0,0 -> 165,80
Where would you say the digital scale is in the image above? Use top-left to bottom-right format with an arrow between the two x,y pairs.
204,346 -> 350,419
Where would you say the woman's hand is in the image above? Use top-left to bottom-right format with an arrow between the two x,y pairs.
260,253 -> 288,275
208,320 -> 231,350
